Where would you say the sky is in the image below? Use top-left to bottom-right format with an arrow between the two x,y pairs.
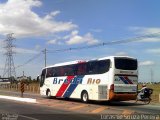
0,0 -> 160,82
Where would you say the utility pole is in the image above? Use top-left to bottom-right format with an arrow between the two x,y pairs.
151,68 -> 153,84
23,71 -> 24,79
45,48 -> 47,67
42,48 -> 47,67
3,33 -> 16,82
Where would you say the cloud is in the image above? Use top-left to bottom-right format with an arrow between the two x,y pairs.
147,48 -> 160,54
46,35 -> 63,45
65,30 -> 99,45
34,45 -> 41,50
44,11 -> 61,20
0,48 -> 5,53
129,27 -> 160,34
0,40 -> 4,47
47,39 -> 57,45
0,0 -> 77,37
139,38 -> 160,42
47,30 -> 100,45
14,48 -> 38,54
139,61 -> 155,66
115,52 -> 128,56
129,27 -> 160,42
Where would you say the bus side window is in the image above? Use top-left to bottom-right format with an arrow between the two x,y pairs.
59,67 -> 65,76
53,67 -> 60,77
77,63 -> 87,75
87,60 -> 110,75
98,60 -> 110,74
46,68 -> 53,78
87,61 -> 96,74
65,65 -> 75,76
52,68 -> 57,77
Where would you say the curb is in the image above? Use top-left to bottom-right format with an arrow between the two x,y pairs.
0,95 -> 37,103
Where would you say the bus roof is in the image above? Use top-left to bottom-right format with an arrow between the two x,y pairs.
45,60 -> 86,69
44,56 -> 136,69
99,56 -> 136,60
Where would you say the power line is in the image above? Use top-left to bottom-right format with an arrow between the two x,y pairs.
47,32 -> 160,53
14,32 -> 160,68
15,52 -> 42,69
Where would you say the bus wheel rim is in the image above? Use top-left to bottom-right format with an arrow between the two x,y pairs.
48,91 -> 51,97
83,93 -> 87,101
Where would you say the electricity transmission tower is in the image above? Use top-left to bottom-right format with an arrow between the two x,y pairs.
3,33 -> 16,81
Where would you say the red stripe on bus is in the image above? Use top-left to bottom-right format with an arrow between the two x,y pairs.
56,76 -> 75,97
124,76 -> 133,84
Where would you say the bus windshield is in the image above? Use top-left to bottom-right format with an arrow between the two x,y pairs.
114,57 -> 137,70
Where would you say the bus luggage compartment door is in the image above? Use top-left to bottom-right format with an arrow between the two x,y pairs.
98,85 -> 107,100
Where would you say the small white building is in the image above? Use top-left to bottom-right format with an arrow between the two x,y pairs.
17,76 -> 30,81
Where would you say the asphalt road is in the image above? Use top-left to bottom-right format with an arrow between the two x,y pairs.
0,90 -> 160,120
0,99 -> 100,120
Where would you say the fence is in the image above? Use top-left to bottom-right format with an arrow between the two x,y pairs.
0,83 -> 40,93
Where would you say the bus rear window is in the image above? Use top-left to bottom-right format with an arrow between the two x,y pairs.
114,58 -> 137,70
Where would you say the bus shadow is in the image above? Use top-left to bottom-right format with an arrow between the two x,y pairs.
98,101 -> 145,106
45,97 -> 145,106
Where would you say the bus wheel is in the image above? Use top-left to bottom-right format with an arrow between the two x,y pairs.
46,89 -> 51,99
81,91 -> 89,103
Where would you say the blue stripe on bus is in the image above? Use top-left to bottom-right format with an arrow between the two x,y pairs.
63,75 -> 84,98
119,76 -> 129,84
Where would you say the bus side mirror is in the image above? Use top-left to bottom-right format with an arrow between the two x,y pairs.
37,75 -> 40,82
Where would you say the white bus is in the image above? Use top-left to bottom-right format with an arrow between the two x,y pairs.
38,56 -> 138,102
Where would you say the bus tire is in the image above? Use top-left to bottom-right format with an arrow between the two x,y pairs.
81,91 -> 89,103
46,89 -> 52,99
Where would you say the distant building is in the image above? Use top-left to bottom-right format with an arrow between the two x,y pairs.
17,76 -> 31,81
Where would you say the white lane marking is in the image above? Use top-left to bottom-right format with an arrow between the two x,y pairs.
19,115 -> 39,120
0,95 -> 37,103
